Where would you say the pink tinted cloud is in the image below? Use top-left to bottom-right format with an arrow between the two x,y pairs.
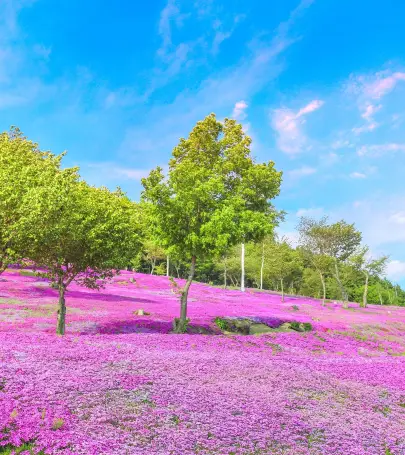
272,99 -> 324,154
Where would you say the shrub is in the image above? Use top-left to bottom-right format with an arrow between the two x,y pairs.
289,321 -> 301,331
303,322 -> 313,332
214,317 -> 229,331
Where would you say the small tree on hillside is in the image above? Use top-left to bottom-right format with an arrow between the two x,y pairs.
349,246 -> 388,307
17,172 -> 139,335
142,114 -> 282,332
264,239 -> 303,302
298,217 -> 334,305
143,239 -> 166,274
298,217 -> 361,308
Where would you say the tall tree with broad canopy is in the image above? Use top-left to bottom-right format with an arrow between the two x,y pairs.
141,113 -> 282,333
349,246 -> 388,308
298,217 -> 361,308
298,217 -> 334,305
0,128 -> 63,273
17,169 -> 140,335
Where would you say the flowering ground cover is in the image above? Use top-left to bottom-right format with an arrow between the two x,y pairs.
0,270 -> 405,455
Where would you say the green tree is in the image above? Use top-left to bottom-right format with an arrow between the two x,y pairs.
18,172 -> 139,335
0,128 -> 63,273
298,217 -> 361,308
141,114 -> 282,332
143,239 -> 166,274
350,247 -> 388,307
297,217 -> 335,305
264,239 -> 303,302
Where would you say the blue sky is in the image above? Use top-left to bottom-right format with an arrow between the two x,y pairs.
2,0 -> 405,284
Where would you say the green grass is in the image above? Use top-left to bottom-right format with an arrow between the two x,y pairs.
0,443 -> 45,455
19,270 -> 38,277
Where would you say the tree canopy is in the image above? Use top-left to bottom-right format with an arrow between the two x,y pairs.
141,113 -> 282,332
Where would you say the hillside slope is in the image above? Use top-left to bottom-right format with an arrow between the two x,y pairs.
0,270 -> 404,455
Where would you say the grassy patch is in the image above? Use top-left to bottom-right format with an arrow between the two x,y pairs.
0,443 -> 45,455
19,270 -> 38,277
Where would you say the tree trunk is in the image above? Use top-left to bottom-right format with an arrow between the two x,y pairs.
175,264 -> 180,278
241,243 -> 245,292
173,256 -> 196,333
379,291 -> 383,305
319,271 -> 326,306
223,256 -> 227,289
56,283 -> 66,335
334,261 -> 348,308
166,256 -> 170,277
150,259 -> 155,275
361,273 -> 369,308
280,278 -> 284,303
260,243 -> 264,290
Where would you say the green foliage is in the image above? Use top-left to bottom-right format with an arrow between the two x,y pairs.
214,317 -> 229,331
289,321 -> 301,331
0,443 -> 45,455
20,179 -> 139,291
142,114 -> 283,326
143,239 -> 166,275
142,114 -> 282,259
0,128 -> 63,274
303,322 -> 313,331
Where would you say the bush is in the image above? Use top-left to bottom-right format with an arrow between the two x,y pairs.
289,321 -> 301,332
214,317 -> 229,331
303,322 -> 313,332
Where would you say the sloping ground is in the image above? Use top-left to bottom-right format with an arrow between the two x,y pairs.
0,270 -> 405,455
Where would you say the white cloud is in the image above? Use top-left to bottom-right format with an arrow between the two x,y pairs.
361,103 -> 382,121
352,122 -> 378,134
271,99 -> 324,154
287,166 -> 317,178
386,260 -> 405,281
346,69 -> 405,135
232,100 -> 248,120
119,0 -> 315,157
331,139 -> 353,150
348,70 -> 405,100
350,171 -> 366,179
212,14 -> 245,54
334,194 -> 405,247
357,143 -> 405,157
296,207 -> 324,218
389,211 -> 405,225
276,230 -> 299,247
86,163 -> 150,181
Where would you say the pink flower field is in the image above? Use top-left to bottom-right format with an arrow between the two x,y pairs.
0,269 -> 405,455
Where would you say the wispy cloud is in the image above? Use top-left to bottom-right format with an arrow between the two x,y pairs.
271,99 -> 324,154
357,143 -> 405,157
212,14 -> 245,54
84,163 -> 151,182
232,100 -> 248,120
350,171 -> 366,179
346,69 -> 405,134
296,207 -> 324,218
119,0 -> 315,158
287,165 -> 317,178
386,260 -> 405,281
